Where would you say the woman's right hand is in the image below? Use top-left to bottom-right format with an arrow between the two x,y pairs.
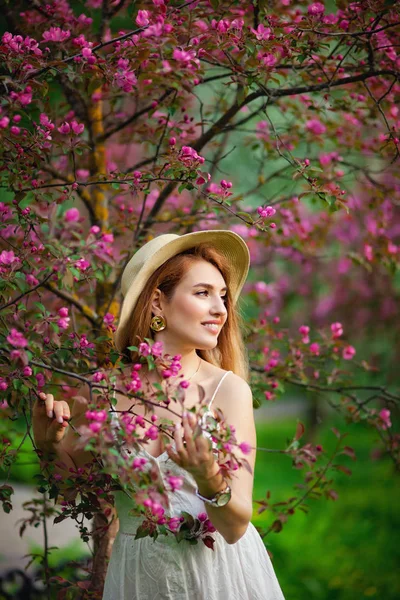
32,392 -> 71,449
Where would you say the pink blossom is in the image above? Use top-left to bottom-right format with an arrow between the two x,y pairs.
74,258 -> 90,272
136,9 -> 150,27
342,345 -> 356,360
71,120 -> 85,135
0,378 -> 8,391
331,322 -> 343,339
65,208 -> 80,222
299,325 -> 310,336
180,380 -> 190,389
103,313 -> 115,325
58,122 -> 71,135
57,317 -> 70,330
22,366 -> 32,377
102,233 -> 114,243
306,118 -> 326,135
258,52 -> 277,68
132,457 -> 148,472
114,69 -> 137,93
378,408 -> 391,430
138,342 -> 151,356
10,126 -> 20,135
26,274 -> 39,286
173,48 -> 197,63
251,24 -> 271,41
166,475 -> 184,491
0,250 -> 17,265
7,328 -> 28,348
42,27 -> 71,43
364,244 -> 373,261
308,2 -> 325,15
146,425 -> 159,440
257,205 -> 276,218
58,307 -> 69,318
89,422 -> 102,433
0,117 -> 10,129
387,241 -> 398,254
167,516 -> 181,532
254,281 -> 269,294
310,342 -> 320,356
151,502 -> 164,518
239,441 -> 252,454
151,341 -> 164,357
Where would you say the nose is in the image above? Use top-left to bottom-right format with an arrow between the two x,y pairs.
211,295 -> 227,318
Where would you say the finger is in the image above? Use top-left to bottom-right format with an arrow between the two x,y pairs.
54,401 -> 69,425
174,422 -> 187,457
44,394 -> 54,419
182,413 -> 196,455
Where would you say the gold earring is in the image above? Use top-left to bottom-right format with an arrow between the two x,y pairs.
150,315 -> 166,332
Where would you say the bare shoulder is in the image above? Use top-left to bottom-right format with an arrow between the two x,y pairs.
205,364 -> 252,411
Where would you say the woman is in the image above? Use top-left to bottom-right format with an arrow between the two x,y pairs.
33,230 -> 286,599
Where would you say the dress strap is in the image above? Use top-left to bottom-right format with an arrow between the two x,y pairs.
207,371 -> 232,411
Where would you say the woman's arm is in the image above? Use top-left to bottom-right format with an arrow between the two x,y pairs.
185,374 -> 257,545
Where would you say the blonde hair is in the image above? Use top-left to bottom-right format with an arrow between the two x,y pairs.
125,243 -> 250,382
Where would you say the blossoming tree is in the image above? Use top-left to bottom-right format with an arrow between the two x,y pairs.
0,0 -> 399,596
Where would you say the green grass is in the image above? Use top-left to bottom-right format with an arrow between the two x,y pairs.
253,416 -> 400,599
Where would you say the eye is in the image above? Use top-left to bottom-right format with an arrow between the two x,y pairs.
196,291 -> 228,303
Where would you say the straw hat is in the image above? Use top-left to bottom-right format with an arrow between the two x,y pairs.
114,230 -> 250,353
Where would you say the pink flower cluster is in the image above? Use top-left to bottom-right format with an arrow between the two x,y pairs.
0,250 -> 19,267
2,32 -> 42,56
57,307 -> 70,330
308,2 -> 325,15
306,118 -> 326,135
342,345 -> 356,360
7,328 -> 28,348
74,258 -> 90,272
85,409 -> 108,433
178,146 -> 205,167
172,48 -> 200,70
331,322 -> 343,339
42,27 -> 71,43
206,180 -> 233,200
250,24 -> 271,41
136,9 -> 150,27
257,205 -> 276,219
57,120 -> 85,135
378,408 -> 391,430
166,475 -> 184,492
9,86 -> 32,107
114,59 -> 137,93
64,208 -> 80,223
299,325 -> 310,344
138,341 -> 164,358
161,355 -> 183,379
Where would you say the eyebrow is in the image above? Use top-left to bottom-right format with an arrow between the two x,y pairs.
193,283 -> 228,292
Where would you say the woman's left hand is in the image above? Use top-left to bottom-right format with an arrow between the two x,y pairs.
165,411 -> 217,481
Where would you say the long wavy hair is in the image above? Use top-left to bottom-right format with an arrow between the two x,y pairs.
125,243 -> 250,382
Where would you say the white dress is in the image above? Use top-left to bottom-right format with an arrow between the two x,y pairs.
103,370 -> 285,600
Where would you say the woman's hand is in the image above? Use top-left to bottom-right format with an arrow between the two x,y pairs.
165,411 -> 217,481
32,392 -> 70,450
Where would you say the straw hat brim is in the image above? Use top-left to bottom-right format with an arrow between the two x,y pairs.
114,229 -> 250,353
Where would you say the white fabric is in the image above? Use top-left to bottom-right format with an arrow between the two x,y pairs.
103,371 -> 285,599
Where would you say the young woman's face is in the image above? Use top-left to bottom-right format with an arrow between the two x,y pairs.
153,260 -> 228,352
